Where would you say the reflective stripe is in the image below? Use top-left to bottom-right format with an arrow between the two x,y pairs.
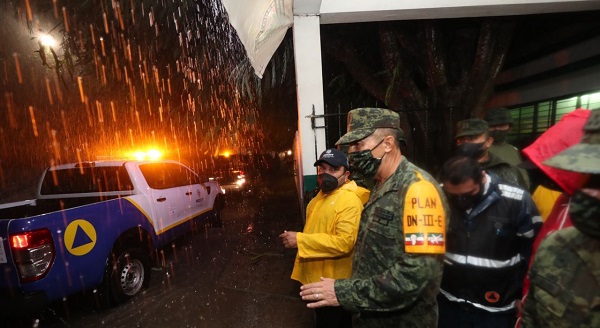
445,252 -> 521,268
517,215 -> 542,238
531,215 -> 543,224
518,228 -> 536,238
498,184 -> 524,201
440,289 -> 516,313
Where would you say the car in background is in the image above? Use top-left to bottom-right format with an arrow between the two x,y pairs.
211,169 -> 254,197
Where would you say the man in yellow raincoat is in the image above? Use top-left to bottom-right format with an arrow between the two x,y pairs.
280,148 -> 369,328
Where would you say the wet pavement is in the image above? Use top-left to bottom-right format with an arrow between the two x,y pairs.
2,171 -> 313,328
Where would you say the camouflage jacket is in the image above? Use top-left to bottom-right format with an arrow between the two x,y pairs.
482,152 -> 528,189
521,196 -> 600,328
334,158 -> 449,328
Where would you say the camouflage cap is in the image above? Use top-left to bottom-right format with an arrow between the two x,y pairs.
455,118 -> 489,138
484,107 -> 514,126
335,108 -> 404,145
544,110 -> 600,174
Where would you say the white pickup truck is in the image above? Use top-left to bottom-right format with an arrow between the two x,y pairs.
0,159 -> 224,316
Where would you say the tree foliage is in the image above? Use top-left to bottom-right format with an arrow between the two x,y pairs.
321,18 -> 518,171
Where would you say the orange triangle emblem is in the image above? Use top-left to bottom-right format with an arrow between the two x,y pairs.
485,291 -> 500,303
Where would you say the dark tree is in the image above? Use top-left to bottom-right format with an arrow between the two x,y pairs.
320,18 -> 518,171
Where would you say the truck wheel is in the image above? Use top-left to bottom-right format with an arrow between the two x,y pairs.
105,247 -> 151,305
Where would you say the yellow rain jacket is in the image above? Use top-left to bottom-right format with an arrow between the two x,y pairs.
531,184 -> 562,222
291,180 -> 369,284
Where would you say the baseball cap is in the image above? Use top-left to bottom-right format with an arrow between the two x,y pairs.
335,108 -> 404,145
484,107 -> 514,126
455,119 -> 489,138
314,148 -> 349,169
544,110 -> 600,174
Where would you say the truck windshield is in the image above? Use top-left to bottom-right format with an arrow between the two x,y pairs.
39,166 -> 134,195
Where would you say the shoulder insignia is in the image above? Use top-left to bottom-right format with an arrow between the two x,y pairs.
403,171 -> 446,254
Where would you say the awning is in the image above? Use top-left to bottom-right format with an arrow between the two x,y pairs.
221,0 -> 293,78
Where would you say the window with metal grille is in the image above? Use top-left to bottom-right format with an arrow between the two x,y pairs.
508,90 -> 600,147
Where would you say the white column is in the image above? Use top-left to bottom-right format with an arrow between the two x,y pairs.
293,14 -> 326,196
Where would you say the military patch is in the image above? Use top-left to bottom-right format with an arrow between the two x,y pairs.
403,171 -> 446,254
373,207 -> 394,226
427,233 -> 445,246
405,233 -> 425,246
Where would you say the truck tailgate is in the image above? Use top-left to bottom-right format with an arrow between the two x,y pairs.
0,220 -> 19,288
0,220 -> 47,316
0,198 -> 152,315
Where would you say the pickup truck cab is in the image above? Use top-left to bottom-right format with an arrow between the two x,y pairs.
0,159 -> 224,316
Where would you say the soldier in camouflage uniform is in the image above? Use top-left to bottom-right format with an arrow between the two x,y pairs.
484,107 -> 531,190
454,118 -> 528,189
299,108 -> 450,328
521,109 -> 600,328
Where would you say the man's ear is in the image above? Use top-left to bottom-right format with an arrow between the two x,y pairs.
384,135 -> 394,151
485,136 -> 494,147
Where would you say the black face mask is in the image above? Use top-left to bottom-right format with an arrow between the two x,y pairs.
318,173 -> 344,193
489,130 -> 508,144
455,142 -> 486,159
446,183 -> 485,211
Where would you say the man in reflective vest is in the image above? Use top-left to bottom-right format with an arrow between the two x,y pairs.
438,155 -> 542,327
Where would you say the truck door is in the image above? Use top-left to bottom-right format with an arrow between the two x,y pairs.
163,163 -> 208,218
138,163 -> 188,234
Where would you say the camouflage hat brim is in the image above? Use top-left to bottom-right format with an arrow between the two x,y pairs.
335,128 -> 374,145
455,119 -> 489,139
543,144 -> 600,174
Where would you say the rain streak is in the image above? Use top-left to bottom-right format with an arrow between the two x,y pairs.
1,0 -> 263,192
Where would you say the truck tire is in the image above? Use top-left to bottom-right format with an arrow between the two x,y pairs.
105,247 -> 151,305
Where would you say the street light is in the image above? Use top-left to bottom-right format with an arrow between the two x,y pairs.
39,34 -> 57,47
